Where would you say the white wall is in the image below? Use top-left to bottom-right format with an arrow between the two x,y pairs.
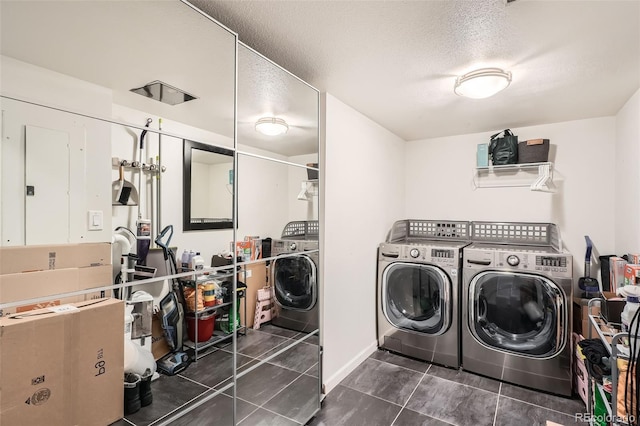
615,88 -> 640,254
288,154 -> 319,223
322,93 -> 405,392
0,56 -> 112,245
111,104 -> 235,268
405,117 -> 617,288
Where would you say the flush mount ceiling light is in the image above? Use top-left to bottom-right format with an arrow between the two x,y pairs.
454,68 -> 512,99
255,117 -> 289,136
130,80 -> 197,105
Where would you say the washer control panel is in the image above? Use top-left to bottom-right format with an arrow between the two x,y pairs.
378,243 -> 459,268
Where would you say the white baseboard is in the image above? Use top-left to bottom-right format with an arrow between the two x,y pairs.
323,340 -> 377,394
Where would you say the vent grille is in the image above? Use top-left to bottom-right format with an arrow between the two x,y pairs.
281,221 -> 319,239
387,220 -> 470,242
470,222 -> 561,250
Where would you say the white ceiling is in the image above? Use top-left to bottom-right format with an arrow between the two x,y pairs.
191,0 -> 640,141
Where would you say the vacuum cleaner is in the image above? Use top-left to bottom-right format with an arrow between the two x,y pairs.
154,225 -> 191,375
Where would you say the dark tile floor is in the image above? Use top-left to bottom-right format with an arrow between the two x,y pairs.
309,349 -> 589,426
113,332 -> 587,426
112,324 -> 320,426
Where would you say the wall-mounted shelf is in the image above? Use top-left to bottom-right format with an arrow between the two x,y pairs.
473,162 -> 555,192
297,179 -> 318,201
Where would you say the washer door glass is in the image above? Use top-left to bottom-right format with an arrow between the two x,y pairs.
469,271 -> 565,358
382,262 -> 450,335
273,255 -> 316,311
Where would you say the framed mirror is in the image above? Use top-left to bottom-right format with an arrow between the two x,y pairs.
183,139 -> 235,231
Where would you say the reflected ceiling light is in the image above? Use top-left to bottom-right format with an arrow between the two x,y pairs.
255,117 -> 289,136
454,68 -> 512,99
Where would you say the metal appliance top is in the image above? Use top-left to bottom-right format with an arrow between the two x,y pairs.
386,220 -> 470,243
281,220 -> 319,240
469,221 -> 562,251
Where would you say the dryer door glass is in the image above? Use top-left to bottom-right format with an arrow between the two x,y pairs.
469,271 -> 565,357
273,255 -> 316,311
383,263 -> 450,334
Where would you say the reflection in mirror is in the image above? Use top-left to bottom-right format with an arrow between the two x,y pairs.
1,1 -> 236,143
1,0 -> 237,249
237,154 -> 318,245
233,337 -> 320,424
236,43 -> 319,164
1,97 -> 112,246
183,140 -> 234,231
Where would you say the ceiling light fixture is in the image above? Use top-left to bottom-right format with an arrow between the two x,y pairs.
454,68 -> 512,99
255,117 -> 289,136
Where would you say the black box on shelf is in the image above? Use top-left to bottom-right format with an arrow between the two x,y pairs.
600,291 -> 625,324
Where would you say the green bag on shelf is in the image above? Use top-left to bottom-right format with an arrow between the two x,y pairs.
218,305 -> 240,334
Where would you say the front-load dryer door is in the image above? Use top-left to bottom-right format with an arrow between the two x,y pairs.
272,254 -> 317,311
468,271 -> 566,358
382,262 -> 451,335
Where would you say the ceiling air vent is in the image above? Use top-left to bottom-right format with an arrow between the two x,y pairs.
130,80 -> 197,106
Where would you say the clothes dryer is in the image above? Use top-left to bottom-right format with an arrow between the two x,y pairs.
270,221 -> 319,333
461,222 -> 573,396
377,220 -> 470,368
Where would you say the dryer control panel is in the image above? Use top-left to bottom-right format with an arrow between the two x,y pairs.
464,246 -> 572,278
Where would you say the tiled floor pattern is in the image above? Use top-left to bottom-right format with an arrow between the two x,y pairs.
112,329 -> 587,426
111,324 -> 320,426
309,350 -> 588,426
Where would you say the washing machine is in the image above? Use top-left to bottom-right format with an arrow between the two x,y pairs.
377,220 -> 470,368
270,221 -> 319,333
461,222 -> 573,396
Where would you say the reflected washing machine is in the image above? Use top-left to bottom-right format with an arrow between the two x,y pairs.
270,221 -> 319,333
377,220 -> 470,368
461,222 -> 573,396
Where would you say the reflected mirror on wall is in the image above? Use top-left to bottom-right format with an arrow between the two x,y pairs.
183,139 -> 234,231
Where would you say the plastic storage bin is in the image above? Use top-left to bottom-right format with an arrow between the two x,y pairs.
186,311 -> 215,343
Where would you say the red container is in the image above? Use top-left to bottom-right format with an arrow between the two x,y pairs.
186,311 -> 215,343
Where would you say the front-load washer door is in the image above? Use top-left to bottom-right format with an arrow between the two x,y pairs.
468,271 -> 566,358
272,254 -> 317,311
382,262 -> 451,335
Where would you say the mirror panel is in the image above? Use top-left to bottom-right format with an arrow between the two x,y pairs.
1,1 -> 236,144
237,43 -> 319,164
183,140 -> 234,231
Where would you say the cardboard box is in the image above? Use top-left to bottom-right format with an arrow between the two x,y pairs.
624,264 -> 640,287
0,265 -> 112,316
239,262 -> 267,328
601,291 -> 625,324
0,243 -> 111,275
572,297 -> 600,337
151,314 -> 171,360
0,298 -> 124,426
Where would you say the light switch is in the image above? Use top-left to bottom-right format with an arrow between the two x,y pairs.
88,210 -> 103,231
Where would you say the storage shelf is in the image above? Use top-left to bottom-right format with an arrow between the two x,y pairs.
185,300 -> 233,315
586,298 -> 632,426
183,326 -> 246,353
473,162 -> 555,192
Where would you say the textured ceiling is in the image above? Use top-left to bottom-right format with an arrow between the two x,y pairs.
191,0 -> 640,141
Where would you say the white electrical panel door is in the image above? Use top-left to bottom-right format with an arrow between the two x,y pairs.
25,125 -> 70,245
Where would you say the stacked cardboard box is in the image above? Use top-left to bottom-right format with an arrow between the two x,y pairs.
0,243 -> 111,315
573,297 -> 600,338
0,298 -> 124,425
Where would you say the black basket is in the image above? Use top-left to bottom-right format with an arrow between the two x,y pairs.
518,139 -> 549,163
